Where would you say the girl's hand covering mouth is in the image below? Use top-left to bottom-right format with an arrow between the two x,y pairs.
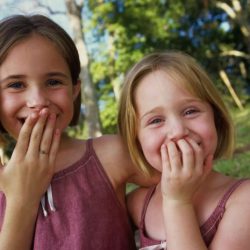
0,108 -> 61,206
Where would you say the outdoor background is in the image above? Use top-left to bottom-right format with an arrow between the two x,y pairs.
0,0 -> 249,177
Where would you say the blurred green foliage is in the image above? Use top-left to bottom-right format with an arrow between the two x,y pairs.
215,104 -> 250,177
86,0 -> 250,134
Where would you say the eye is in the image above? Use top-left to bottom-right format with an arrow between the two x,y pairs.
47,79 -> 62,87
7,81 -> 24,89
184,108 -> 199,116
148,117 -> 164,125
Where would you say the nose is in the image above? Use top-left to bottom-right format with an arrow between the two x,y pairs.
26,87 -> 50,110
166,117 -> 188,142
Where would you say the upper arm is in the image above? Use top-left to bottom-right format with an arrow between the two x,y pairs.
94,134 -> 160,188
93,135 -> 136,187
209,181 -> 250,250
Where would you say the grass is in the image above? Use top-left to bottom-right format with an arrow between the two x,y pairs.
214,104 -> 250,177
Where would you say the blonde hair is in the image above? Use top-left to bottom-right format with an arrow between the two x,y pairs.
118,51 -> 234,175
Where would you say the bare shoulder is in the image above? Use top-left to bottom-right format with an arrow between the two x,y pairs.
92,135 -> 134,185
127,187 -> 150,227
93,134 -> 127,157
227,178 -> 250,205
92,135 -> 160,188
210,178 -> 250,249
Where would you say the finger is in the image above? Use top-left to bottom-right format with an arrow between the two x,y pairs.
176,139 -> 194,171
186,138 -> 204,172
39,113 -> 57,157
12,113 -> 39,159
160,144 -> 171,196
27,109 -> 49,156
167,141 -> 182,172
48,128 -> 61,167
161,144 -> 170,173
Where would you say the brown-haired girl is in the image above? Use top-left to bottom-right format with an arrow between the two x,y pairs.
0,14 -> 158,250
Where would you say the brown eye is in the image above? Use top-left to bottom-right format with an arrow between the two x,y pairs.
47,79 -> 62,87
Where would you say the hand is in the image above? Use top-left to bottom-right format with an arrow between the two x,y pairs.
0,108 -> 61,208
160,138 -> 213,204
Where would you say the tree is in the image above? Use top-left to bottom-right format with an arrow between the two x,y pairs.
65,0 -> 102,137
214,0 -> 250,105
87,0 -> 249,121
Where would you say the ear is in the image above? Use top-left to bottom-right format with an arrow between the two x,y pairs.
73,80 -> 81,101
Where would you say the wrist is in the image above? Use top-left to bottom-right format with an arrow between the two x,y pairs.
6,197 -> 40,218
162,195 -> 193,207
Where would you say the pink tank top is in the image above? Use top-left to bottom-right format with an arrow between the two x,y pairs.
0,139 -> 136,250
139,179 -> 247,248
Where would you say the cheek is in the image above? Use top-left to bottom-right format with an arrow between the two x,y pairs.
0,96 -> 18,121
138,131 -> 163,168
52,90 -> 74,109
201,123 -> 218,155
209,129 -> 218,154
52,91 -> 75,127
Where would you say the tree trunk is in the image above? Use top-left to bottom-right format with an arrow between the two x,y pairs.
65,0 -> 102,138
219,69 -> 244,110
107,31 -> 122,101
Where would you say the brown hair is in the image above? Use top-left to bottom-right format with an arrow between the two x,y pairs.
118,51 -> 234,175
0,14 -> 81,131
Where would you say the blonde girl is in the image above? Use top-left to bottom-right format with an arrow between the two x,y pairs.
118,51 -> 250,250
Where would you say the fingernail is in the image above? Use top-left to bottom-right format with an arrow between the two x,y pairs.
30,112 -> 38,119
40,108 -> 49,115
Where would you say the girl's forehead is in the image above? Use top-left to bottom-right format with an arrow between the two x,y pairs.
137,69 -> 195,92
133,68 -> 207,107
0,34 -> 70,78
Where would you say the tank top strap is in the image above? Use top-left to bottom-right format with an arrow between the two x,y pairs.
139,185 -> 157,229
217,179 -> 248,209
86,138 -> 93,152
84,138 -> 97,159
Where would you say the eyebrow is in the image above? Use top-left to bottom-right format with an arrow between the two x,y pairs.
46,72 -> 70,79
0,72 -> 70,84
0,74 -> 25,84
140,107 -> 163,120
139,98 -> 204,120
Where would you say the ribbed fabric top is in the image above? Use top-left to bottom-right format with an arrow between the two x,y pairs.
139,179 -> 247,249
0,139 -> 136,250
